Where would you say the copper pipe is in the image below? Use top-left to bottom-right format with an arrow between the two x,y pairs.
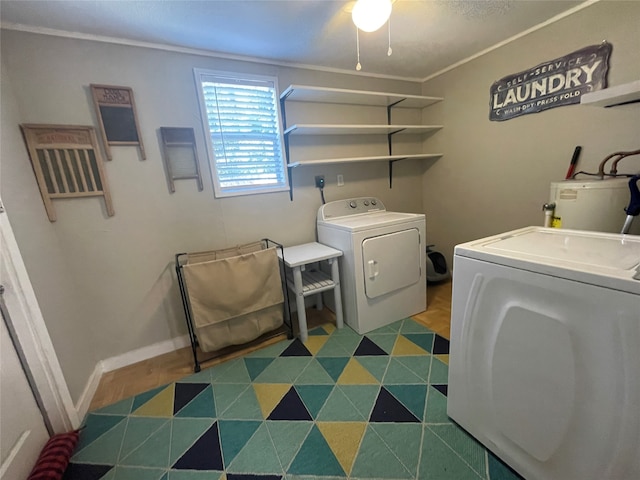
596,149 -> 640,178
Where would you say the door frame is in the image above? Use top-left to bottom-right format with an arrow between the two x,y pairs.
0,201 -> 79,432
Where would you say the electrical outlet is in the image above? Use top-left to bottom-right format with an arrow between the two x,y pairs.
337,174 -> 344,187
315,175 -> 325,188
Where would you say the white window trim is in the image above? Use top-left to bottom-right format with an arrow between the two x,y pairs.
193,68 -> 289,198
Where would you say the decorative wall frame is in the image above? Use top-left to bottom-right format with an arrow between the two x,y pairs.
20,124 -> 115,222
160,127 -> 203,193
90,84 -> 145,160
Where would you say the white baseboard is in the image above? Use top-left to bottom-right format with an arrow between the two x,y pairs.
75,361 -> 104,420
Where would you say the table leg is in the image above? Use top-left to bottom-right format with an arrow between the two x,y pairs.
329,258 -> 344,329
292,266 -> 308,342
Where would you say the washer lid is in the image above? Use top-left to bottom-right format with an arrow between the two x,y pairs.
318,211 -> 425,232
455,226 -> 640,294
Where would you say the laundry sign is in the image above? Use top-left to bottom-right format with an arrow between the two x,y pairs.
489,42 -> 612,121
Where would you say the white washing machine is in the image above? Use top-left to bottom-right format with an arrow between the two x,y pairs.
448,226 -> 640,480
317,197 -> 426,334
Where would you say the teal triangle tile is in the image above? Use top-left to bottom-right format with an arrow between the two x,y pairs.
175,385 -> 216,418
294,358 -> 335,385
428,424 -> 487,477
253,357 -> 312,384
385,384 -> 428,421
72,418 -> 127,464
370,423 -> 423,477
315,336 -> 356,357
209,358 -> 241,382
245,340 -> 289,358
356,356 -> 390,382
400,319 -> 434,334
403,333 -> 435,352
316,357 -> 349,382
76,414 -> 127,452
173,422 -> 223,471
350,425 -> 413,479
244,357 -> 276,381
213,358 -> 251,383
217,420 -> 262,467
266,421 -> 313,471
330,325 -> 360,337
331,333 -> 362,355
268,387 -> 312,421
365,334 -> 397,354
93,397 -> 134,415
131,385 -> 168,411
120,421 -> 171,467
287,425 -> 345,477
425,386 -> 450,424
226,423 -> 284,474
429,357 -> 449,384
308,326 -> 329,336
338,385 -> 380,419
316,386 -> 366,421
111,466 -> 166,480
419,427 -> 483,480
219,384 -> 263,420
383,358 -> 426,384
213,384 -> 251,416
396,355 -> 431,382
170,418 -> 215,466
178,368 -> 213,384
168,471 -> 224,480
160,474 -> 168,480
295,385 -> 334,417
174,383 -> 209,414
119,417 -> 169,461
488,450 -> 525,480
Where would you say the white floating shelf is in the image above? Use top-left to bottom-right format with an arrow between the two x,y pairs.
288,153 -> 443,168
284,124 -> 443,136
580,80 -> 640,107
281,85 -> 442,108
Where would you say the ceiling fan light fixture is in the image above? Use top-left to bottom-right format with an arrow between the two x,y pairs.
352,0 -> 392,32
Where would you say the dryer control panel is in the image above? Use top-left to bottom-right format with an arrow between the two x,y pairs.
318,197 -> 385,221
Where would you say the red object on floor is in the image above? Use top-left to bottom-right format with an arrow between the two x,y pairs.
27,430 -> 80,480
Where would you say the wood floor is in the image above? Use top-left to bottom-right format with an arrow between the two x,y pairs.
89,280 -> 452,412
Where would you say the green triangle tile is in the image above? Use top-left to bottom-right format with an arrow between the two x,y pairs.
266,421 -> 314,471
338,385 -> 380,420
420,427 -> 482,480
316,357 -> 349,381
226,423 -> 283,474
429,357 -> 449,384
315,336 -> 356,357
170,418 -> 215,466
331,334 -> 362,355
488,450 -> 523,480
285,476 -> 345,480
219,384 -> 263,420
366,334 -> 397,354
119,417 -> 169,460
218,420 -> 262,467
245,340 -> 289,358
244,357 -> 276,381
400,319 -> 434,334
357,356 -> 390,382
212,358 -> 251,383
330,326 -> 360,337
76,414 -> 127,452
160,474 -> 167,480
94,397 -> 134,415
295,385 -> 334,418
425,386 -> 450,424
294,359 -> 337,385
396,355 -> 431,382
120,421 -> 171,467
370,423 -> 423,476
213,383 -> 250,415
73,418 -> 127,463
178,368 -> 213,384
100,469 -> 117,480
383,358 -> 426,384
131,385 -> 168,411
350,425 -> 413,479
308,326 -> 329,336
175,385 -> 216,418
111,466 -> 166,480
253,357 -> 312,384
208,359 -> 240,382
168,471 -> 224,480
403,333 -> 435,352
316,386 -> 366,421
386,384 -> 428,421
287,425 -> 345,476
428,424 -> 487,477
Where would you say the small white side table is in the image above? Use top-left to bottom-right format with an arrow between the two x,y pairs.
279,242 -> 344,342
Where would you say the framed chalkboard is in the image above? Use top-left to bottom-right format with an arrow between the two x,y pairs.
91,84 -> 145,160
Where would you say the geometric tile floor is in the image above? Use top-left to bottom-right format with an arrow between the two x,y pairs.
64,318 -> 523,480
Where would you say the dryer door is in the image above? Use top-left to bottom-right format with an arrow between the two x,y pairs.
362,228 -> 421,299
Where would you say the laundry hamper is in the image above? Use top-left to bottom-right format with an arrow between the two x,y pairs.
175,239 -> 292,372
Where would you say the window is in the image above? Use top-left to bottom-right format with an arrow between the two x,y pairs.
194,69 -> 289,198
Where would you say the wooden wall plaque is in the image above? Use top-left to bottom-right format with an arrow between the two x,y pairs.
160,127 -> 203,193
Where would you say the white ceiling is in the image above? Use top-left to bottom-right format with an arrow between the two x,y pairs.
1,0 -> 590,80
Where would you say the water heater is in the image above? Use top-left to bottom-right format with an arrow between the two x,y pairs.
547,178 -> 640,235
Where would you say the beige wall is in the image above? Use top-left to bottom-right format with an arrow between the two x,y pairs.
0,30 -> 425,401
421,1 -> 640,265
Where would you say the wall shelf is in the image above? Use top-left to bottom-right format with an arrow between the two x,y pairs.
288,153 -> 443,168
284,124 -> 443,136
580,80 -> 640,107
280,85 -> 443,108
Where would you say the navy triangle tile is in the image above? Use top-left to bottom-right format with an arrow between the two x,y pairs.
433,384 -> 448,396
62,463 -> 113,479
227,475 -> 282,480
317,357 -> 350,382
244,357 -> 276,381
172,422 -> 223,470
433,334 -> 450,354
267,386 -> 312,421
174,383 -> 209,415
308,326 -> 328,336
369,386 -> 421,423
354,336 -> 388,356
280,339 -> 312,357
403,333 -> 435,352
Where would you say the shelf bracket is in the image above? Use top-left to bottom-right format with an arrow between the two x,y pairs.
388,157 -> 408,188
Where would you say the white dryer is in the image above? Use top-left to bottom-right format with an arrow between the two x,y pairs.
317,197 -> 426,334
448,226 -> 640,480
